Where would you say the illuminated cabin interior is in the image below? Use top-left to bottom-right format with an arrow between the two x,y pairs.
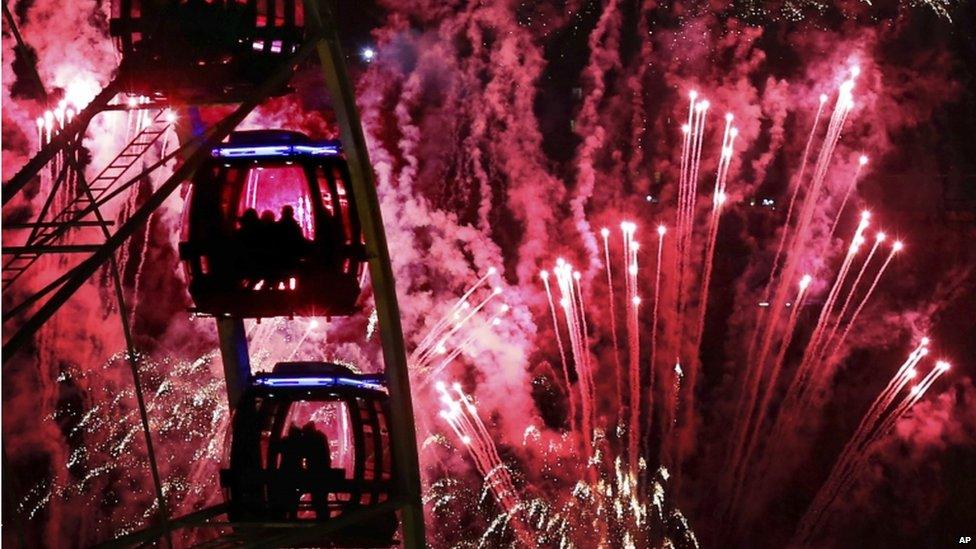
179,130 -> 366,318
221,362 -> 397,545
109,0 -> 304,101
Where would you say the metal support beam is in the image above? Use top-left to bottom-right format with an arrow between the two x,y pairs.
3,220 -> 115,229
3,244 -> 103,254
306,2 -> 427,546
216,317 -> 251,409
1,34 -> 323,364
69,158 -> 173,546
94,504 -> 229,549
8,139 -> 189,257
95,497 -> 403,549
3,265 -> 74,319
19,148 -> 74,247
2,81 -> 119,205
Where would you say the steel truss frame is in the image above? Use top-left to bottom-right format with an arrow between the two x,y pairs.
1,1 -> 425,546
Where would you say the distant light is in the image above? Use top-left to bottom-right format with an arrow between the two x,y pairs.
361,47 -> 376,62
921,337 -> 930,346
725,112 -> 734,122
64,77 -> 100,109
851,65 -> 861,78
309,319 -> 320,329
758,301 -> 770,307
689,90 -> 698,100
859,154 -> 869,166
799,274 -> 812,289
211,143 -> 341,158
657,225 -> 667,236
255,376 -> 387,392
819,93 -> 828,104
164,109 -> 177,124
876,232 -> 886,242
632,296 -> 641,306
600,227 -> 610,238
893,240 -> 904,252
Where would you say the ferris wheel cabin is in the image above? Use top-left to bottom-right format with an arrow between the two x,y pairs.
220,362 -> 397,545
179,130 -> 366,318
109,0 -> 304,101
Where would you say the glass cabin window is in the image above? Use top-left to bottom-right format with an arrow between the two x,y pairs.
317,165 -> 353,244
234,165 -> 315,240
278,399 -> 355,478
333,166 -> 353,245
376,399 -> 392,482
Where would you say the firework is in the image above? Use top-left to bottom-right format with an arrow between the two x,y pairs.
5,8 -> 964,545
792,345 -> 948,545
827,155 -> 870,239
600,227 -> 625,412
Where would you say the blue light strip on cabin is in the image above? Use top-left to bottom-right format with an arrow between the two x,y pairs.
211,143 -> 342,158
254,376 -> 386,392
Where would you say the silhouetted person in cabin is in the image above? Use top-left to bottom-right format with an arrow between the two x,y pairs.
236,208 -> 261,286
276,205 -> 307,274
272,422 -> 333,520
239,208 -> 260,238
253,209 -> 277,288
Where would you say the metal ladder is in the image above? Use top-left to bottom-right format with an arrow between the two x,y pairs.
2,109 -> 172,290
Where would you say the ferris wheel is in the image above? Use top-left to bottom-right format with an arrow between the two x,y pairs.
1,1 -> 425,547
